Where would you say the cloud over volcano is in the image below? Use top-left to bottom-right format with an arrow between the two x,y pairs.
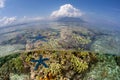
51,4 -> 83,18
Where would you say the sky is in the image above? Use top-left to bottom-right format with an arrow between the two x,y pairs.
0,0 -> 120,27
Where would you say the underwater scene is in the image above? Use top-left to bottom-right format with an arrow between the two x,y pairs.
0,0 -> 120,80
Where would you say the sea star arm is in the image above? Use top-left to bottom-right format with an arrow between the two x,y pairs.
42,62 -> 49,68
30,60 -> 38,62
39,55 -> 43,60
42,58 -> 49,61
34,63 -> 40,70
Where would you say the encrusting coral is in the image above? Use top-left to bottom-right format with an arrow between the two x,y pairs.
0,50 -> 98,80
1,50 -> 119,80
21,50 -> 98,80
70,54 -> 88,73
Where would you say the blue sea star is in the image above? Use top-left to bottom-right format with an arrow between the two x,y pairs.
30,55 -> 49,70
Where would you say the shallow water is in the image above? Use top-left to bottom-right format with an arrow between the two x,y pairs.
0,21 -> 120,80
0,21 -> 120,56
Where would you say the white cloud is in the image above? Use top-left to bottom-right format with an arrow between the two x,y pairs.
22,16 -> 43,21
0,16 -> 44,27
0,16 -> 16,26
17,16 -> 44,24
0,0 -> 5,8
51,4 -> 83,18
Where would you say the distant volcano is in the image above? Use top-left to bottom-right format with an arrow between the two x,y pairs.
56,17 -> 85,23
